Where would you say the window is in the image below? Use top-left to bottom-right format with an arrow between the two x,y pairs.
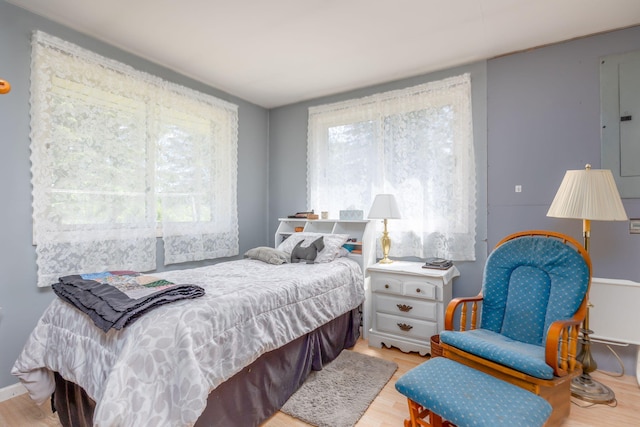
30,31 -> 238,287
308,74 -> 475,260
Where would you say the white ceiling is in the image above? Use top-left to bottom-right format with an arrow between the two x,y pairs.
8,0 -> 640,108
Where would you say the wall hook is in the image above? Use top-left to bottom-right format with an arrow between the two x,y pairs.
0,79 -> 11,94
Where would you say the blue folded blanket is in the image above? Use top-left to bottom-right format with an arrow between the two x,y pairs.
52,271 -> 205,332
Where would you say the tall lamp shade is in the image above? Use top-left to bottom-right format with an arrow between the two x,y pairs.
547,165 -> 627,249
368,194 -> 401,264
546,164 -> 627,404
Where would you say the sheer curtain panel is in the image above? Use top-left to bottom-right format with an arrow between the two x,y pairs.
30,31 -> 238,287
308,74 -> 475,261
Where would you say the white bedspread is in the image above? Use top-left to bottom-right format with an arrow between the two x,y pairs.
12,258 -> 364,427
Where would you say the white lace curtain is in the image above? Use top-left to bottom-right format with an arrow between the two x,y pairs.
308,74 -> 476,261
30,31 -> 238,287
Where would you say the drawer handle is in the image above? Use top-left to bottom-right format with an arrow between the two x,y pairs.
397,304 -> 413,312
416,288 -> 421,293
384,284 -> 390,289
397,323 -> 413,332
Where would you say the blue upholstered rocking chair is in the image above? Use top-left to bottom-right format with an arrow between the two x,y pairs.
439,230 -> 591,426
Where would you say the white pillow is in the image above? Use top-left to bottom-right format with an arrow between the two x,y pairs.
277,232 -> 349,263
244,247 -> 290,264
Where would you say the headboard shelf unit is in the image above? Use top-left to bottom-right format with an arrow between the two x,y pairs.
275,218 -> 374,270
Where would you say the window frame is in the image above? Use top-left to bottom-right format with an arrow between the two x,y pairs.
307,73 -> 476,261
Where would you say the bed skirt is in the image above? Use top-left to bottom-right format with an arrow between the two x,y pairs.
53,308 -> 361,427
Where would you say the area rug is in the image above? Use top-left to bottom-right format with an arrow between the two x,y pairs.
281,350 -> 398,427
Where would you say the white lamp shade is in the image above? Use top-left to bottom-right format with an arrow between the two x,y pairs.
368,194 -> 401,219
547,166 -> 627,221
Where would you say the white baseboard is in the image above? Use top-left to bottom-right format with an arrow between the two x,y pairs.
0,382 -> 27,403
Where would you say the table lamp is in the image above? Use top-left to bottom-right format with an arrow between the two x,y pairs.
547,164 -> 628,404
368,194 -> 401,264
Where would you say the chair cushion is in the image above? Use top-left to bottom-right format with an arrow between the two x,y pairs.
440,328 -> 553,379
481,235 -> 589,346
395,357 -> 552,427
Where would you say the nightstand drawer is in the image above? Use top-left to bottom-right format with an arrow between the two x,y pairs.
374,294 -> 437,321
375,312 -> 438,341
372,277 -> 403,294
403,280 -> 437,300
372,276 -> 437,300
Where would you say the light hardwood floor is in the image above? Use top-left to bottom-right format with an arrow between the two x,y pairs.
1,338 -> 638,426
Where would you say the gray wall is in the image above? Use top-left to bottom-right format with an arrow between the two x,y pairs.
487,25 -> 640,375
0,1 -> 270,389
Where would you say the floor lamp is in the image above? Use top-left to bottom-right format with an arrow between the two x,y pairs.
547,164 -> 628,404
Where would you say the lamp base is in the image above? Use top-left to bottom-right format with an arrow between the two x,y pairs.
571,373 -> 615,404
379,219 -> 393,264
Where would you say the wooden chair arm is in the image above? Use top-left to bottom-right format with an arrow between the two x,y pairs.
444,294 -> 484,331
545,299 -> 588,377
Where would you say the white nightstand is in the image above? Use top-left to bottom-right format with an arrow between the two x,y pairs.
367,261 -> 459,356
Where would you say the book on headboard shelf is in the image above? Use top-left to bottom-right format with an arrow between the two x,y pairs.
287,210 -> 314,219
287,210 -> 319,220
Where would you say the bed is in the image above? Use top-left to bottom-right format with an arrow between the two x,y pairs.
12,227 -> 371,427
